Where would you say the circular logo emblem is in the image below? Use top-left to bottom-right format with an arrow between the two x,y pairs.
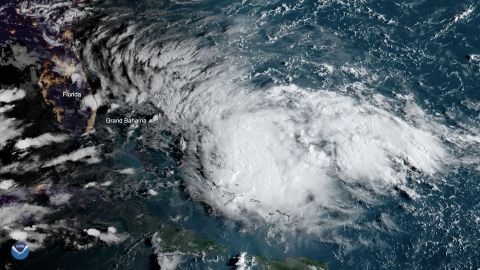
11,241 -> 29,260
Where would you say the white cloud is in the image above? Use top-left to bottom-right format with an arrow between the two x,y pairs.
81,94 -> 98,111
181,84 -> 450,237
115,168 -> 135,175
42,146 -> 101,167
49,193 -> 72,206
85,227 -> 127,244
0,204 -> 51,228
100,181 -> 112,186
0,203 -> 52,250
0,115 -> 23,149
84,182 -> 97,188
151,233 -> 183,270
86,228 -> 101,237
81,16 -> 478,246
148,189 -> 158,196
9,230 -> 28,241
235,252 -> 248,270
0,88 -> 26,103
0,158 -> 41,174
0,89 -> 24,150
15,133 -> 69,149
0,179 -> 16,190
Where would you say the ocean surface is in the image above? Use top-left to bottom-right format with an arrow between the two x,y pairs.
1,0 -> 479,269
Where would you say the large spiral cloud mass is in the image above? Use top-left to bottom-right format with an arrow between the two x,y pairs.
80,9 -> 464,243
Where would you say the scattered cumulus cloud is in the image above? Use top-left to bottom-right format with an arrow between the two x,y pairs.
15,133 -> 69,149
85,227 -> 127,244
0,179 -> 16,190
0,88 -> 26,103
42,146 -> 101,167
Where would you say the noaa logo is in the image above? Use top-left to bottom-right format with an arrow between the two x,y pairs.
11,241 -> 29,260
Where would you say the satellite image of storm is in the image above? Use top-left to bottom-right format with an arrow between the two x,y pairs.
0,0 -> 479,269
